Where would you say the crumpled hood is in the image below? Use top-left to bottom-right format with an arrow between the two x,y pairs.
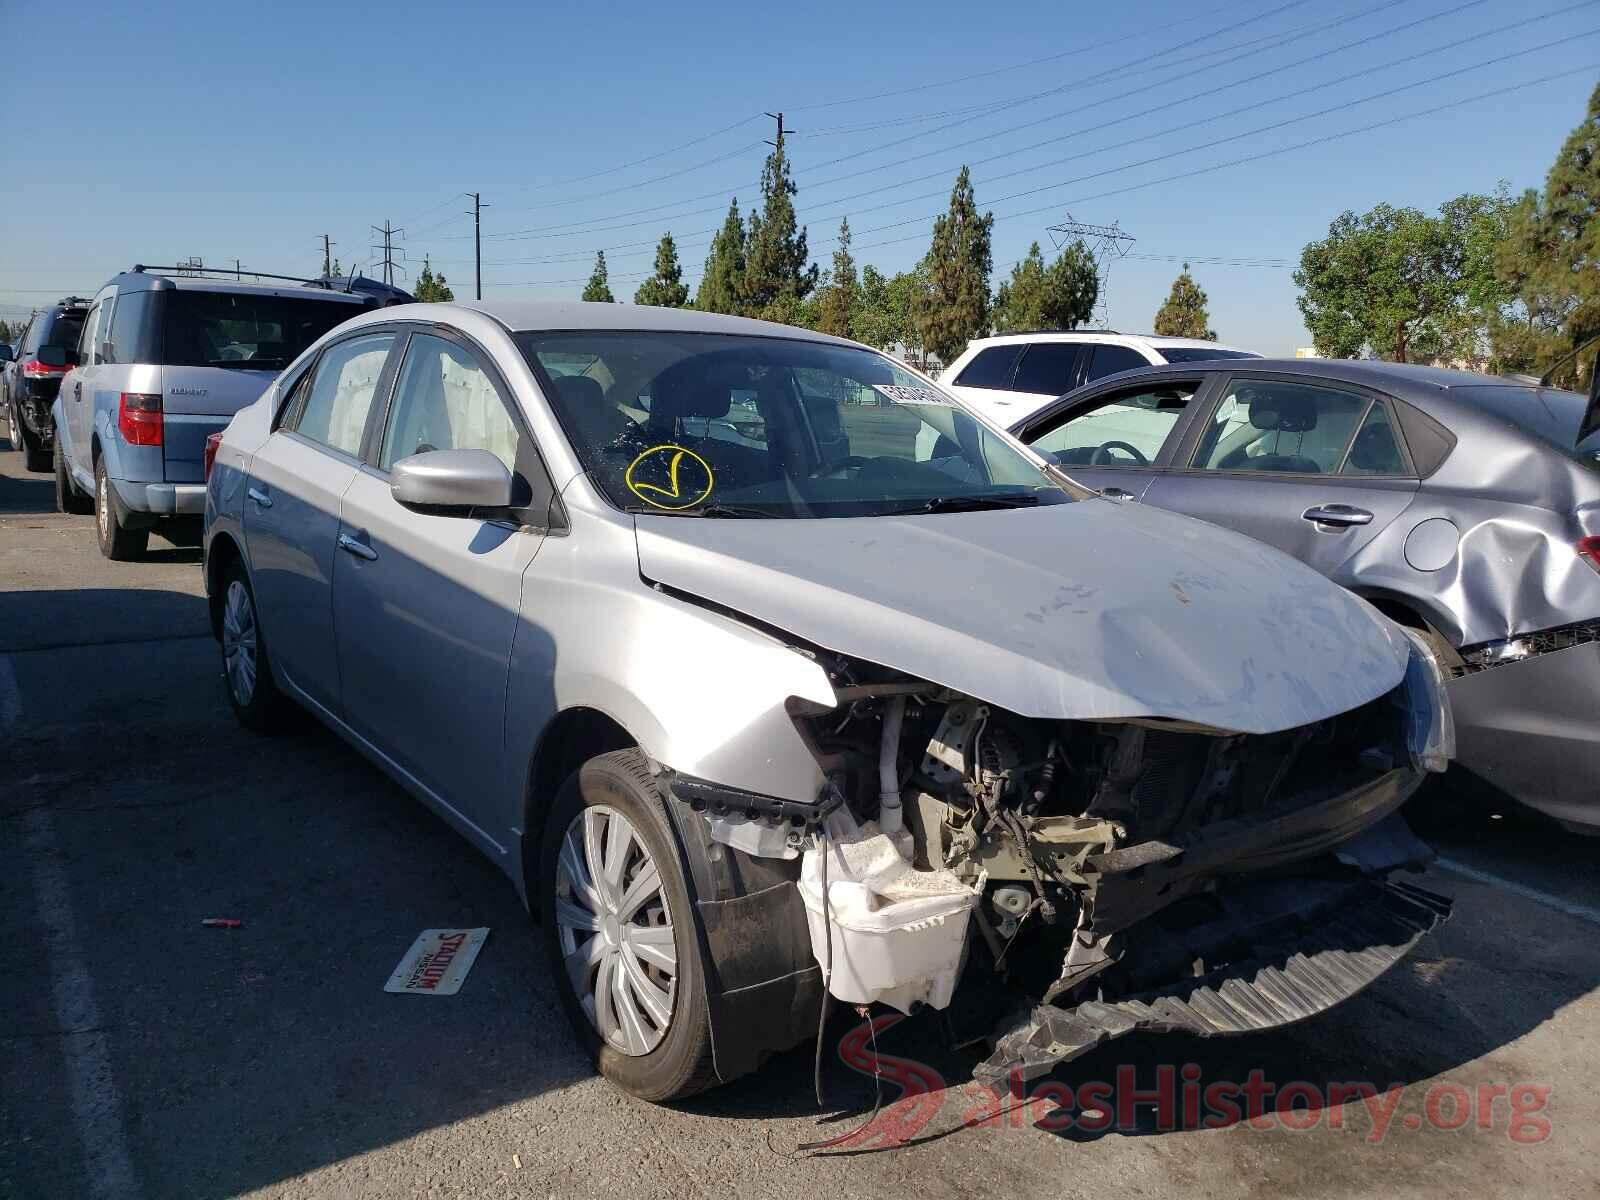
634,499 -> 1411,734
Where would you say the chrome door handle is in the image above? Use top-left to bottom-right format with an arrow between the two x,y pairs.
338,532 -> 377,561
247,487 -> 272,509
1100,486 -> 1137,500
1302,504 -> 1373,527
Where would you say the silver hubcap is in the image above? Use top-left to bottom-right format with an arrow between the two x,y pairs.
97,473 -> 109,539
555,805 -> 677,1056
221,580 -> 258,705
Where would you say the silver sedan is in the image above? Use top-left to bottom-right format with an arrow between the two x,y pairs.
204,301 -> 1453,1101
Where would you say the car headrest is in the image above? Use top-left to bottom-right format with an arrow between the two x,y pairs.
1347,421 -> 1401,472
552,374 -> 603,411
1247,391 -> 1317,433
650,357 -> 741,424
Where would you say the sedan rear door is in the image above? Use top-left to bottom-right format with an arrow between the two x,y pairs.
242,330 -> 399,716
1141,373 -> 1419,580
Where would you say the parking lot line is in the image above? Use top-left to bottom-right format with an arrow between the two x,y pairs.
6,655 -> 143,1200
1436,856 -> 1600,926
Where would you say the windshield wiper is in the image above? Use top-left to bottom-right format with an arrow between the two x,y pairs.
627,502 -> 773,518
907,494 -> 1042,514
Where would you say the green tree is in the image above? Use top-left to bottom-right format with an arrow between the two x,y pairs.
696,199 -> 747,314
1153,263 -> 1216,340
913,167 -> 994,366
635,232 -> 690,308
329,258 -> 343,277
0,319 -> 13,345
581,251 -> 615,303
817,218 -> 857,338
1295,200 -> 1496,363
413,257 -> 455,302
993,241 -> 1099,333
1492,83 -> 1600,383
741,131 -> 817,317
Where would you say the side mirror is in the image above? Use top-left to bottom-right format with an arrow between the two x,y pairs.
391,448 -> 515,513
36,344 -> 75,368
0,344 -> 12,363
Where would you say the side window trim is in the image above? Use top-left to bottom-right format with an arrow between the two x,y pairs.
1175,373 -> 1418,479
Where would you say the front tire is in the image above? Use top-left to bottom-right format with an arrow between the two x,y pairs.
219,560 -> 292,732
94,458 -> 148,560
539,749 -> 717,1102
54,435 -> 92,514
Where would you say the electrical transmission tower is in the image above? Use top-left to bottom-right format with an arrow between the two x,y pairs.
1046,214 -> 1135,328
370,221 -> 407,286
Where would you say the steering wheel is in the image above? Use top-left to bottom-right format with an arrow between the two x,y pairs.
1090,440 -> 1148,466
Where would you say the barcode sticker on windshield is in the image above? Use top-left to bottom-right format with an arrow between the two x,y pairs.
871,383 -> 951,406
385,928 -> 489,996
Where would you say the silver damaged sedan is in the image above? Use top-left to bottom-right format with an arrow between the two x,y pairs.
204,301 -> 1455,1101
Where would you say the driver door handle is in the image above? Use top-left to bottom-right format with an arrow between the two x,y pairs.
338,532 -> 378,561
1303,503 -> 1373,527
73,382 -> 81,401
1100,486 -> 1137,500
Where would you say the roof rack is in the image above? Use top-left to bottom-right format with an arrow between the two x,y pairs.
988,328 -> 1123,337
130,264 -> 336,290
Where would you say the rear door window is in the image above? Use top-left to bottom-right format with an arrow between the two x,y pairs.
1191,380 -> 1369,475
954,344 -> 1024,390
163,291 -> 363,371
289,332 -> 396,457
1011,343 -> 1082,396
1085,344 -> 1148,382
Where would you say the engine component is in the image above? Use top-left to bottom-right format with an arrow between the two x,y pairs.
920,700 -> 985,786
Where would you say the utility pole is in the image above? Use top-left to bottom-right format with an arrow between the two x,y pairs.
320,234 -> 336,277
1046,214 -> 1135,328
234,259 -> 242,280
763,111 -> 793,148
466,192 -> 488,300
370,221 -> 406,287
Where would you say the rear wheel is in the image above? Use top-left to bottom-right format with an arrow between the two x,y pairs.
94,458 -> 148,560
219,560 -> 292,732
539,749 -> 717,1102
54,434 -> 92,514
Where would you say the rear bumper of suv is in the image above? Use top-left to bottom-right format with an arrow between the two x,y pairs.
110,477 -> 207,516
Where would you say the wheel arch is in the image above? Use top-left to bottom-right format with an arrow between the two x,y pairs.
520,706 -> 638,902
205,531 -> 245,641
1353,587 -> 1463,667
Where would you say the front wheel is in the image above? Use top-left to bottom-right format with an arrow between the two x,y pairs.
539,749 -> 717,1102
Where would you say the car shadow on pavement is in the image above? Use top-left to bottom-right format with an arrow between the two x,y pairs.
0,446 -> 56,512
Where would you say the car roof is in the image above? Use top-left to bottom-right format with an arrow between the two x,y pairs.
455,299 -> 869,346
1089,356 -> 1533,392
110,271 -> 369,304
965,330 -> 1248,353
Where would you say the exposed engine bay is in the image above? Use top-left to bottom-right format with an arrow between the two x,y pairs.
757,654 -> 1454,1084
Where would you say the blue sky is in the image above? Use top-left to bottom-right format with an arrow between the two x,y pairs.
0,0 -> 1594,354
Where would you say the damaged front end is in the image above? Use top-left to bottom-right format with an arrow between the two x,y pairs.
740,630 -> 1457,1086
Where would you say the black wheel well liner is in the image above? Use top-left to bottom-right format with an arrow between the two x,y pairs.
522,707 -> 636,893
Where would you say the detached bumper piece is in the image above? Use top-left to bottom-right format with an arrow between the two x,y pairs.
975,878 -> 1451,1089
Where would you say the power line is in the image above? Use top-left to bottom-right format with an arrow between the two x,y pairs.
435,0 -> 1558,278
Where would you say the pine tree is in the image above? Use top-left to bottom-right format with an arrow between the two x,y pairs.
741,131 -> 817,316
817,218 -> 856,338
1494,82 -> 1600,383
697,199 -> 747,314
582,251 -> 615,303
993,241 -> 1099,332
1153,263 -> 1215,340
913,167 -> 994,366
634,233 -> 690,308
413,257 -> 455,303
993,243 -> 1049,332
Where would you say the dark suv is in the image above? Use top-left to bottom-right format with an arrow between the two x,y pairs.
5,298 -> 89,471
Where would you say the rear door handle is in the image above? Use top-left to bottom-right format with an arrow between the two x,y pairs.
1100,486 -> 1137,500
247,486 -> 272,509
1302,503 -> 1373,527
338,532 -> 377,561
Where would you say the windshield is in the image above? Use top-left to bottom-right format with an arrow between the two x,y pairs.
162,290 -> 363,371
1158,347 -> 1260,364
517,331 -> 1069,518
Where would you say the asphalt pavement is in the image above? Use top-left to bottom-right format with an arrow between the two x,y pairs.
1,425 -> 1597,1200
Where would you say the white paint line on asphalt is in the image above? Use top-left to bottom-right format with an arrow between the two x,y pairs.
1437,856 -> 1600,927
7,654 -> 143,1200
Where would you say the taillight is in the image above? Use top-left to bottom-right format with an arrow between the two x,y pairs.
1579,536 -> 1600,574
204,432 -> 223,480
22,359 -> 67,377
117,393 -> 163,446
